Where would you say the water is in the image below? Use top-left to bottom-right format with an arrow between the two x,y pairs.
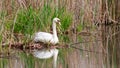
33,49 -> 59,68
0,45 -> 105,68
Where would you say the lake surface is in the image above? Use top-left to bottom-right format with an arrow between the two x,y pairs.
0,41 -> 105,68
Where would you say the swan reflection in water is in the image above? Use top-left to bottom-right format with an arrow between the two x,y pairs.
32,48 -> 59,68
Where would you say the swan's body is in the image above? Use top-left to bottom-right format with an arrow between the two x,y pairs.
33,49 -> 59,68
34,32 -> 58,44
33,18 -> 60,44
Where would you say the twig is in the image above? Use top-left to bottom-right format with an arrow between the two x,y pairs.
70,45 -> 103,54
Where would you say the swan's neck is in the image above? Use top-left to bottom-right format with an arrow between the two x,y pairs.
52,22 -> 57,38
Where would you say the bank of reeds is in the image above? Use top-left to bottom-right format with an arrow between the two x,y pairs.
0,0 -> 72,45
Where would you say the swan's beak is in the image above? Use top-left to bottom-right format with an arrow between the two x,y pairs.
57,20 -> 61,25
58,22 -> 61,25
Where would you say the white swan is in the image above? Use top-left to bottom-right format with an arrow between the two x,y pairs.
33,49 -> 59,68
33,18 -> 61,44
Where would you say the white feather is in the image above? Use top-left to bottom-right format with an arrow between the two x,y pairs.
33,18 -> 60,44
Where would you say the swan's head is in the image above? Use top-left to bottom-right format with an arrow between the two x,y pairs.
53,18 -> 61,25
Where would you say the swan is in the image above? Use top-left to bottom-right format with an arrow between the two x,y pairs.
33,18 -> 61,44
33,49 -> 59,68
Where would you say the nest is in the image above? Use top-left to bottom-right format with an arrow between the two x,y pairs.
2,41 -> 69,51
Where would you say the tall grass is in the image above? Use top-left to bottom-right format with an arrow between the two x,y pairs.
0,0 -> 72,44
